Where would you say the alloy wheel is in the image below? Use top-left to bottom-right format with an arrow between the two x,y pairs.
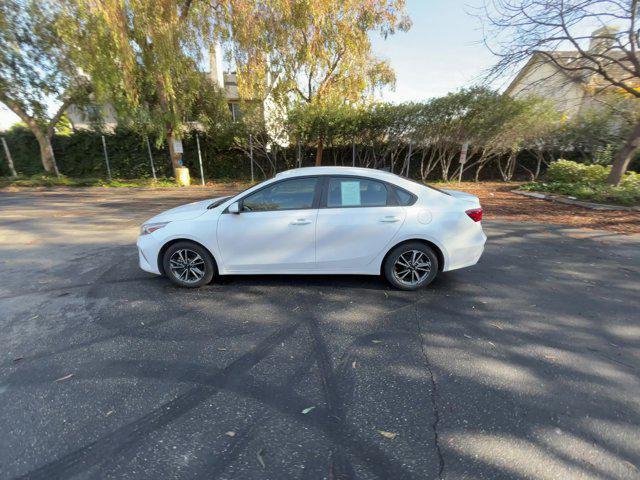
169,249 -> 206,284
393,250 -> 432,287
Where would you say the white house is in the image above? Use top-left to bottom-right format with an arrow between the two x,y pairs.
67,44 -> 244,130
504,27 -> 630,116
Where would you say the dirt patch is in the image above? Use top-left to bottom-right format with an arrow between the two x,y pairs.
3,180 -> 638,235
445,182 -> 640,235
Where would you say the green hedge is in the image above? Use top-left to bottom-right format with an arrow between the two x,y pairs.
0,127 -> 253,180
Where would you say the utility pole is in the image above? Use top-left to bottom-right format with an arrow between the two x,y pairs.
145,136 -> 157,181
352,137 -> 356,167
1,137 -> 17,177
101,135 -> 112,180
249,134 -> 255,183
196,134 -> 205,186
404,141 -> 412,177
458,141 -> 469,184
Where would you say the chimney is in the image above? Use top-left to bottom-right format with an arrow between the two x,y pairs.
209,42 -> 224,89
589,26 -> 619,53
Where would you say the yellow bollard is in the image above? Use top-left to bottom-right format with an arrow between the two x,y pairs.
175,167 -> 191,186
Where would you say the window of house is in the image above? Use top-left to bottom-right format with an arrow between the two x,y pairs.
228,103 -> 240,121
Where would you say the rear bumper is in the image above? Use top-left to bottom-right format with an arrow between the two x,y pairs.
443,228 -> 486,272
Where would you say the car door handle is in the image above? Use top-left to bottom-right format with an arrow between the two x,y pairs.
379,216 -> 400,223
290,219 -> 312,225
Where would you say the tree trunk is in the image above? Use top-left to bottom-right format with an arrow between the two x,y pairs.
32,130 -> 59,176
607,119 -> 640,185
1,137 -> 17,177
315,136 -> 324,166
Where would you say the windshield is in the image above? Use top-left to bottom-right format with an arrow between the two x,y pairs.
206,180 -> 269,209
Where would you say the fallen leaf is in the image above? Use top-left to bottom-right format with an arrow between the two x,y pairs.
257,448 -> 266,469
55,374 -> 74,382
463,334 -> 473,339
378,430 -> 397,439
352,361 -> 357,369
105,410 -> 114,416
489,323 -> 503,330
225,431 -> 236,437
371,340 -> 383,344
301,406 -> 316,415
487,341 -> 496,348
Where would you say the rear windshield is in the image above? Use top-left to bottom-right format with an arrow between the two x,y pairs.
393,174 -> 451,196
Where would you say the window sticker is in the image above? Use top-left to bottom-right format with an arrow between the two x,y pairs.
340,181 -> 361,206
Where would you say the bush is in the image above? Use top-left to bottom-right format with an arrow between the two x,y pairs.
520,159 -> 640,205
546,159 -> 610,184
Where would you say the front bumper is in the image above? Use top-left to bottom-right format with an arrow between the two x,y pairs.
136,234 -> 162,275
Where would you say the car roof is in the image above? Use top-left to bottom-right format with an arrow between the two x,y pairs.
275,166 -> 399,182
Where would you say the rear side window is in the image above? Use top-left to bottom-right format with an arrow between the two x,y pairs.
242,177 -> 318,211
395,188 -> 416,206
327,178 -> 389,207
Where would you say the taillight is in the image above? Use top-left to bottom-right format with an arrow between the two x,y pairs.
466,207 -> 483,222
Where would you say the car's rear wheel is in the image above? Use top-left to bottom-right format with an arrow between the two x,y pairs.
163,241 -> 215,288
383,242 -> 438,291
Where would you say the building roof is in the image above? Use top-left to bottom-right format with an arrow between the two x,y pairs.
505,49 -> 639,96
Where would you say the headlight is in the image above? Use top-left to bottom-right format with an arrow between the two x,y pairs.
140,221 -> 170,235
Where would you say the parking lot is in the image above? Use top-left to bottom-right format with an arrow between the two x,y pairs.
1,188 -> 639,480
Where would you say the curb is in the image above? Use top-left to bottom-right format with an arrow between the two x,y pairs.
511,190 -> 640,212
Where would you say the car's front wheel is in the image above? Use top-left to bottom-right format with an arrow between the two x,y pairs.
383,242 -> 438,291
162,241 -> 215,288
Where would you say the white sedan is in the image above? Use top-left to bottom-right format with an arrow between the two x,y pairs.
137,167 -> 486,290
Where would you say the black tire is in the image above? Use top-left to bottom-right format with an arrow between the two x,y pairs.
162,241 -> 215,288
383,242 -> 438,291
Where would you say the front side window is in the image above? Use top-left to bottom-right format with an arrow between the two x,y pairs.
327,178 -> 389,208
242,177 -> 318,211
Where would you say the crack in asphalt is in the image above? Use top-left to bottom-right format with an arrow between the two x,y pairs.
415,302 -> 445,479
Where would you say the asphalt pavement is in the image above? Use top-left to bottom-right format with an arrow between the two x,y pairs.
0,188 -> 639,480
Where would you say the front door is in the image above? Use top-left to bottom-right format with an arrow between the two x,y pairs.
217,177 -> 320,272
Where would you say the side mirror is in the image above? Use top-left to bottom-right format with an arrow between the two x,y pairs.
228,201 -> 241,214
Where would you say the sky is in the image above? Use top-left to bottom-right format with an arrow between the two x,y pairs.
0,0 -> 497,131
370,0 -> 496,102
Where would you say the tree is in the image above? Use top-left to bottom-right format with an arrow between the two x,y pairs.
0,0 -> 89,176
483,0 -> 640,184
225,0 -> 411,165
65,0 -> 226,175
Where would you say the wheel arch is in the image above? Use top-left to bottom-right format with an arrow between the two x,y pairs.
157,238 -> 218,276
380,238 -> 445,274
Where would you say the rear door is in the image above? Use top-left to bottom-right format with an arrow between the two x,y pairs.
315,176 -> 406,271
217,177 -> 320,272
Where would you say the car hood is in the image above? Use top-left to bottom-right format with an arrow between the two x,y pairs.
441,189 -> 481,208
144,197 -> 225,224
